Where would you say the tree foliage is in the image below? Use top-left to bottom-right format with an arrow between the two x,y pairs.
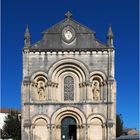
116,114 -> 124,137
2,111 -> 21,140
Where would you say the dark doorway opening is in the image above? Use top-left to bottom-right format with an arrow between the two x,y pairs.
69,125 -> 76,140
61,117 -> 77,140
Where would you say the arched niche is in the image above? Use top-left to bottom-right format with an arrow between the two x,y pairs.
90,71 -> 107,101
30,72 -> 48,101
87,114 -> 106,140
32,118 -> 49,140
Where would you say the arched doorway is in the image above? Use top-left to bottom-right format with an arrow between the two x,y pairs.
61,117 -> 77,140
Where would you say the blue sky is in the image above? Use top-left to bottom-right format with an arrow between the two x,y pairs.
1,0 -> 139,130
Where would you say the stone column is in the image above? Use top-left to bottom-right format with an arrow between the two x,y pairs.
31,124 -> 35,140
48,81 -> 52,101
100,82 -> 104,100
56,124 -> 61,140
51,83 -> 55,101
86,124 -> 89,140
51,82 -> 58,101
83,82 -> 86,101
23,120 -> 31,140
106,120 -> 114,140
50,124 -> 55,140
79,83 -> 83,101
102,123 -> 106,140
102,81 -> 107,101
86,81 -> 92,101
79,82 -> 86,101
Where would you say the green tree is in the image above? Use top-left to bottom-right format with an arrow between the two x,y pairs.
2,111 -> 21,140
116,114 -> 124,137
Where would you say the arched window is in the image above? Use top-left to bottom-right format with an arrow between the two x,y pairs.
64,76 -> 74,101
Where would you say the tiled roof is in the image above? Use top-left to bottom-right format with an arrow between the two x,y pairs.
27,13 -> 111,51
0,108 -> 21,113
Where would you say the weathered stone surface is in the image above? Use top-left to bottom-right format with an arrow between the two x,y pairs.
22,13 -> 116,140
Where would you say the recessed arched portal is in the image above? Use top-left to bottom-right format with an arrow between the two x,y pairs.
51,107 -> 86,140
61,117 -> 77,140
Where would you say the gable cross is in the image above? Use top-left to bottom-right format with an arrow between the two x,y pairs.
65,11 -> 72,18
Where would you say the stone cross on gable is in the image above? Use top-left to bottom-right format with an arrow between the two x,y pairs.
65,11 -> 72,18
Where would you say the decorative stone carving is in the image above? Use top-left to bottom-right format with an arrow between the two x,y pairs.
85,80 -> 92,86
37,81 -> 46,100
106,120 -> 114,128
79,82 -> 86,87
92,81 -> 100,100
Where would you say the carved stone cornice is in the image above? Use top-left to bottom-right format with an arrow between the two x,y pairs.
47,81 -> 52,86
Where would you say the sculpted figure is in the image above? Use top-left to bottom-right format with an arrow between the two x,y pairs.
92,81 -> 100,100
37,82 -> 45,100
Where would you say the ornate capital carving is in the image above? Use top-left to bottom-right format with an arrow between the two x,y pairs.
47,81 -> 58,87
56,125 -> 61,129
79,82 -> 86,87
22,78 -> 31,86
85,81 -> 92,86
47,124 -> 51,128
51,82 -> 58,87
47,81 -> 52,86
51,124 -> 55,129
106,120 -> 114,128
76,125 -> 81,129
107,76 -> 115,84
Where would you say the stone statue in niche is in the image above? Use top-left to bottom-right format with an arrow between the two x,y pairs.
37,81 -> 46,100
92,81 -> 100,100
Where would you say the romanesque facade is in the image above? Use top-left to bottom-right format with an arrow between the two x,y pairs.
21,12 -> 116,140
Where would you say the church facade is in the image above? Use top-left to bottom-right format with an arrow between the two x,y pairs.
21,12 -> 116,140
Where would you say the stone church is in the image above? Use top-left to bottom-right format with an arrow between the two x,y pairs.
21,12 -> 116,140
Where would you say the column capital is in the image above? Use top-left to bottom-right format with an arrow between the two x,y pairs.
106,119 -> 114,128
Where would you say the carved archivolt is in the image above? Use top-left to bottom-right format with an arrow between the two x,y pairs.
48,58 -> 89,82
